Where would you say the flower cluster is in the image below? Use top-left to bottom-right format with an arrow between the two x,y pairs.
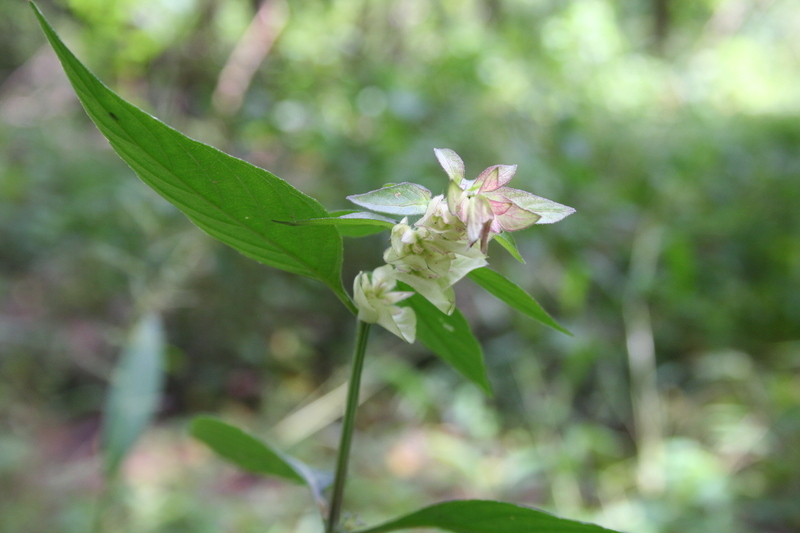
350,149 -> 574,343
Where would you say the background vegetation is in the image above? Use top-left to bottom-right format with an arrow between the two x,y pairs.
1,0 -> 798,531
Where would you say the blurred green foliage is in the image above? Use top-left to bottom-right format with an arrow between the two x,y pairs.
1,0 -> 799,532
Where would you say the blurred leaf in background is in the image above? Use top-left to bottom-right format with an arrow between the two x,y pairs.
103,312 -> 166,477
1,0 -> 799,532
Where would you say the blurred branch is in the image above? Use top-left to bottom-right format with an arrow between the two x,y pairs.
700,0 -> 777,44
624,223 -> 664,496
212,0 -> 288,116
273,362 -> 382,446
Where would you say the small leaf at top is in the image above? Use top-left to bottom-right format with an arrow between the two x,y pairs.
352,500 -> 621,533
103,313 -> 166,477
31,3 -> 354,314
347,183 -> 432,216
190,416 -> 330,513
400,286 -> 491,395
468,267 -> 571,336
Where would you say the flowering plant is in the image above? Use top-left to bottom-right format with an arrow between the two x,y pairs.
346,148 -> 574,341
32,3 -> 618,533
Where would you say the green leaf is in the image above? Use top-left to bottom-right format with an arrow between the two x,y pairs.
347,182 -> 432,216
277,210 -> 396,238
31,3 -> 354,314
468,268 -> 571,336
190,416 -> 331,511
494,232 -> 525,263
402,288 -> 491,395
353,500 -> 620,533
103,313 -> 166,477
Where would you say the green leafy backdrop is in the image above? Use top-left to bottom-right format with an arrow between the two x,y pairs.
1,0 -> 799,532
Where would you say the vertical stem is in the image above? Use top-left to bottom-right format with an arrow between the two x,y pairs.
326,320 -> 371,533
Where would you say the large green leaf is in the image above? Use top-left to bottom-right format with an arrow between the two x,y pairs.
353,500 -> 621,533
468,268 -> 571,336
32,3 -> 353,313
191,416 -> 331,511
103,313 -> 166,477
403,289 -> 491,395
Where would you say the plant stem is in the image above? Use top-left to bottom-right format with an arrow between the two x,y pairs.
326,320 -> 371,533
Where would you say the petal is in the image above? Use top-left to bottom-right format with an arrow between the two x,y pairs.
384,290 -> 415,305
494,202 -> 543,232
425,252 -> 453,278
484,192 -> 539,233
353,272 -> 380,323
447,181 -> 466,216
491,187 -> 576,224
446,250 -> 488,286
463,196 -> 494,246
371,264 -> 398,289
474,164 -> 517,193
487,198 -> 512,216
378,305 -> 416,343
416,194 -> 445,229
396,272 -> 456,315
434,148 -> 465,185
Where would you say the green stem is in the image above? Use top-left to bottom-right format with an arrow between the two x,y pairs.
326,320 -> 371,533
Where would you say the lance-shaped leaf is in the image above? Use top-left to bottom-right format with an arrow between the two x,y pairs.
31,3 -> 354,313
493,232 -> 525,263
468,268 -> 571,336
353,500 -> 621,533
347,183 -> 432,216
103,313 -> 166,477
401,287 -> 491,395
191,416 -> 331,512
276,210 -> 396,238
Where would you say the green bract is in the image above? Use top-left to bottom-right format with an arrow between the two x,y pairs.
347,182 -> 432,216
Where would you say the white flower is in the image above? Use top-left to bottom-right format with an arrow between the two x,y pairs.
415,195 -> 465,242
353,265 -> 416,343
350,149 -> 573,320
382,214 -> 487,315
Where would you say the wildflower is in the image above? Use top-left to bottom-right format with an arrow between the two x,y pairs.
383,214 -> 487,315
414,194 -> 466,242
353,265 -> 416,343
349,148 -> 574,322
435,148 -> 575,253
